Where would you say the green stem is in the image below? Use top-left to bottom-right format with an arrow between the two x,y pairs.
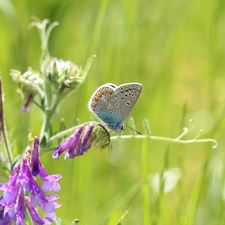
39,82 -> 64,139
183,148 -> 212,225
141,138 -> 151,225
40,90 -> 64,140
111,134 -> 217,148
0,78 -> 12,166
154,147 -> 170,225
39,55 -> 96,141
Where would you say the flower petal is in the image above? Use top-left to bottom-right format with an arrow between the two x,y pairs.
31,136 -> 40,176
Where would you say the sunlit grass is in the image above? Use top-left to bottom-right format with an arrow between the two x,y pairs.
1,0 -> 225,224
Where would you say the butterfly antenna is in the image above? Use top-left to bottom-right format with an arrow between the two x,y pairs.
125,125 -> 142,135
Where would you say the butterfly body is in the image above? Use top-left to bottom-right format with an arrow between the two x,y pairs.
89,82 -> 142,131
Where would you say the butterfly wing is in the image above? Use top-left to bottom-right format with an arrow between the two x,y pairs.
115,83 -> 142,123
89,84 -> 123,129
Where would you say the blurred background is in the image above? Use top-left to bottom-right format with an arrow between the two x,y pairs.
1,0 -> 225,224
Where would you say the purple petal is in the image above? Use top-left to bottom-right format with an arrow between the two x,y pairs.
43,202 -> 54,213
45,212 -> 56,222
24,197 -> 46,225
67,125 -> 85,156
16,189 -> 25,222
0,164 -> 20,192
1,183 -> 20,207
52,137 -> 72,159
51,182 -> 61,192
52,149 -> 60,159
0,207 -> 11,225
2,192 -> 12,202
38,161 -> 48,178
41,180 -> 61,192
45,194 -> 59,202
80,124 -> 94,150
41,180 -> 52,192
40,173 -> 62,192
31,136 -> 40,176
52,202 -> 61,209
64,152 -> 70,159
30,193 -> 40,208
38,189 -> 59,212
67,135 -> 78,154
7,207 -> 15,220
19,158 -> 31,192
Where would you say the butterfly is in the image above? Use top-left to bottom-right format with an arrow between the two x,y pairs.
88,82 -> 142,131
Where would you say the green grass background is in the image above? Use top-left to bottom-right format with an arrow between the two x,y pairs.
1,0 -> 225,224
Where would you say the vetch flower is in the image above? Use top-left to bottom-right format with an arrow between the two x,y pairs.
52,122 -> 111,159
0,136 -> 61,224
0,199 -> 11,225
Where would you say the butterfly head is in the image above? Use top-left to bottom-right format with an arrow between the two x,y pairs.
107,122 -> 124,131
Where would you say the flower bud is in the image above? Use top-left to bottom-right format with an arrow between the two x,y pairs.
10,69 -> 44,111
41,56 -> 80,88
52,122 -> 110,159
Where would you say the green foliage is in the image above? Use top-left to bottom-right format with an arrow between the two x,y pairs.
1,0 -> 225,224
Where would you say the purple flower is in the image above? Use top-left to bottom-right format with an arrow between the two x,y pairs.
52,122 -> 111,159
31,136 -> 40,176
0,201 -> 10,225
25,197 -> 54,224
0,136 -> 61,224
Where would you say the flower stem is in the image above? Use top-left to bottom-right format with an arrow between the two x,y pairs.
40,84 -> 63,140
111,134 -> 218,148
0,78 -> 12,166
